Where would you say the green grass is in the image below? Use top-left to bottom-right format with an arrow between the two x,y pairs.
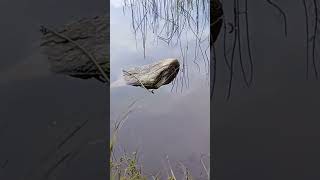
110,99 -> 148,180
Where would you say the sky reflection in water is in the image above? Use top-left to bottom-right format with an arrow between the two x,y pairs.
110,1 -> 210,177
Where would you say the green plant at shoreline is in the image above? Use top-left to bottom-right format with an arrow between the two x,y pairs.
110,99 -> 147,180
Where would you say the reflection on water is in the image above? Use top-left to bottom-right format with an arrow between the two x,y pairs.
110,1 -> 210,178
0,0 -> 108,179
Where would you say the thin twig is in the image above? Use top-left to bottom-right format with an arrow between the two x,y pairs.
236,0 -> 250,87
122,69 -> 155,94
57,119 -> 89,150
44,152 -> 71,178
200,154 -> 209,179
266,0 -> 288,36
166,155 -> 177,180
244,0 -> 254,85
312,0 -> 319,79
226,0 -> 238,100
303,0 -> 310,79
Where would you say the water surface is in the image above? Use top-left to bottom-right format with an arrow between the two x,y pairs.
110,1 -> 210,178
0,1 -> 108,179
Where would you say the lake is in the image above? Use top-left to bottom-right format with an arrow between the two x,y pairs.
110,1 -> 210,179
213,1 -> 320,179
0,0 -> 108,179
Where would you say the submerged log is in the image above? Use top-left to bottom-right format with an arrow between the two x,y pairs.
40,15 -> 109,82
123,58 -> 180,89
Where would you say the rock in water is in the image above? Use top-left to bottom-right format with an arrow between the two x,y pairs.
123,58 -> 180,89
40,15 -> 109,82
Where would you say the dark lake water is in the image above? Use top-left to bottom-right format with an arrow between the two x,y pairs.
213,1 -> 320,179
110,1 -> 210,178
4,0 -> 320,180
0,1 -> 108,180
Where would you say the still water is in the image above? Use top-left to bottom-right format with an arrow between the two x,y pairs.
110,1 -> 210,178
0,0 -> 107,179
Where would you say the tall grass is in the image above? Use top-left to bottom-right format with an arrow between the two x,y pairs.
109,99 -> 210,180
